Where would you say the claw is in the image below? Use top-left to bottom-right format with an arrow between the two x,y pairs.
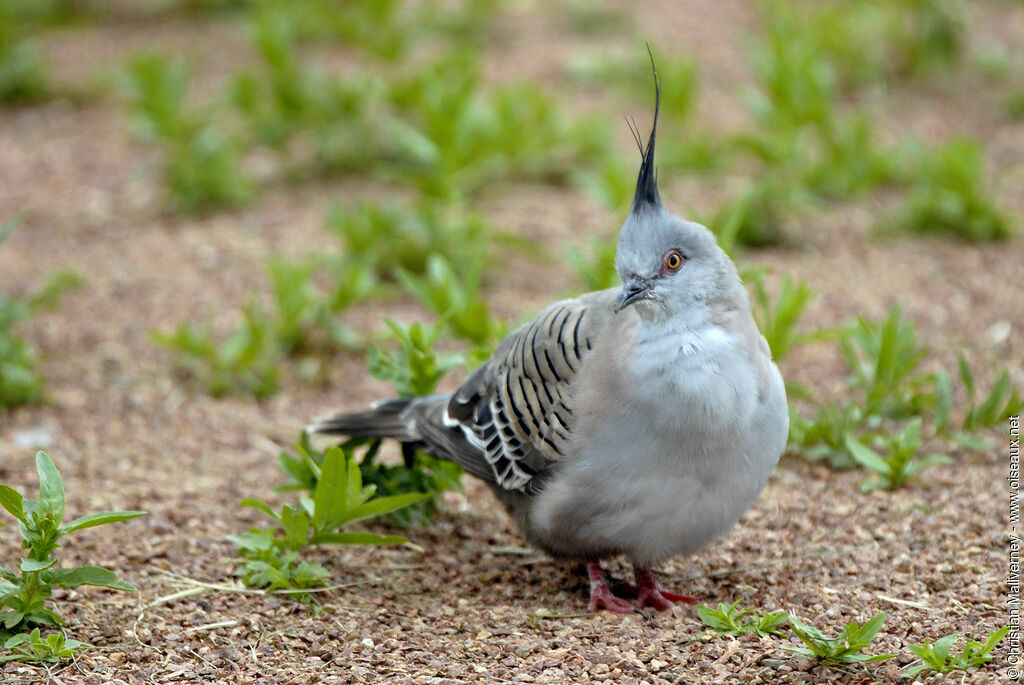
586,561 -> 635,613
633,568 -> 699,610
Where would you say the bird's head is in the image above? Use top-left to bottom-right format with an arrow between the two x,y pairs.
613,58 -> 741,320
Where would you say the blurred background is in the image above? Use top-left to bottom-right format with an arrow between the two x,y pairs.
0,0 -> 1022,678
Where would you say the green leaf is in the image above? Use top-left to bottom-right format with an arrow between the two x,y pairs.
935,370 -> 952,432
345,447 -> 364,508
59,510 -> 146,536
308,531 -> 408,546
338,492 -> 431,528
856,611 -> 887,642
0,485 -> 27,523
932,632 -> 957,663
34,452 -> 65,524
19,558 -> 56,573
953,432 -> 990,451
313,446 -> 347,531
979,625 -> 1009,656
240,498 -> 280,522
845,436 -> 890,475
0,578 -> 18,600
958,352 -> 975,400
45,566 -> 135,591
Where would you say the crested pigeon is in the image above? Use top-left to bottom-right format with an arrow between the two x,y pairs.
311,69 -> 789,613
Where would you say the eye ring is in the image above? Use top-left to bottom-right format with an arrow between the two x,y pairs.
664,250 -> 684,271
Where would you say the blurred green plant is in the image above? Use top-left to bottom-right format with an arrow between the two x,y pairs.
840,306 -> 935,418
789,402 -> 874,470
369,319 -> 465,398
0,0 -> 49,105
1007,89 -> 1024,120
762,0 -> 965,91
0,451 -> 144,649
122,53 -> 252,214
397,254 -> 504,348
570,155 -> 635,213
903,626 -> 1010,678
565,236 -> 619,292
1,216 -> 84,408
386,53 -> 611,200
748,272 -> 814,362
266,257 -> 363,356
326,201 -> 489,283
153,249 -> 372,397
230,4 -> 384,175
887,137 -> 1014,242
789,307 -> 938,469
956,353 -> 1023,431
152,305 -> 280,398
845,418 -> 950,491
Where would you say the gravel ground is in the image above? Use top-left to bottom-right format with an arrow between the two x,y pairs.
1,2 -> 1022,683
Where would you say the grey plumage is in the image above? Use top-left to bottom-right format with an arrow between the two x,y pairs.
310,65 -> 788,612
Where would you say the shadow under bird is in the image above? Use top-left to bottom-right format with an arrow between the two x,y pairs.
310,68 -> 789,613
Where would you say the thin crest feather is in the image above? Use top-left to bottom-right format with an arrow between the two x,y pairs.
630,45 -> 662,215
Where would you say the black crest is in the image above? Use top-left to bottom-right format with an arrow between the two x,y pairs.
628,48 -> 662,216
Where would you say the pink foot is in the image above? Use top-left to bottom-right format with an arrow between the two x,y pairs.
633,568 -> 699,611
586,561 -> 635,613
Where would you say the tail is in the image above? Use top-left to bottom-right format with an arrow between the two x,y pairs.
308,396 -> 444,442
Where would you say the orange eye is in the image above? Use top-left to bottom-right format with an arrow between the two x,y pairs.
664,250 -> 684,270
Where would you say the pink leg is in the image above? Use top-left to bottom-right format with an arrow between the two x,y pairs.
586,561 -> 635,613
633,568 -> 699,611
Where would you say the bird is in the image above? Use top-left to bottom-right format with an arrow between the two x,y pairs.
310,66 -> 789,613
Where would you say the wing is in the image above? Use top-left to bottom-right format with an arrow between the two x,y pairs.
440,289 -> 617,494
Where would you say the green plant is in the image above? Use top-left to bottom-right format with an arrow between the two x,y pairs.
385,52 -> 610,200
122,53 -> 252,213
151,305 -> 279,398
708,180 -> 803,249
1,217 -> 83,408
845,418 -> 950,491
903,626 -> 1009,678
784,612 -> 895,665
565,236 -> 619,292
749,272 -> 814,362
840,306 -> 935,417
957,353 -> 1023,431
278,435 -> 462,529
570,155 -> 634,213
888,137 -> 1014,242
788,402 -> 875,470
365,317 -> 467,524
326,201 -> 489,283
0,451 -> 144,641
397,254 -> 503,348
697,600 -> 789,638
0,0 -> 51,105
758,0 -> 964,91
744,2 -> 838,134
1007,89 -> 1024,120
0,628 -> 88,664
369,319 -> 465,398
230,4 -> 383,174
229,444 -> 426,595
266,257 -> 361,356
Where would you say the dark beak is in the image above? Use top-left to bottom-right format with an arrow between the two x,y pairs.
615,278 -> 652,313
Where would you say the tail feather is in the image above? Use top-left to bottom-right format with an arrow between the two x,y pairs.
309,397 -> 420,441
